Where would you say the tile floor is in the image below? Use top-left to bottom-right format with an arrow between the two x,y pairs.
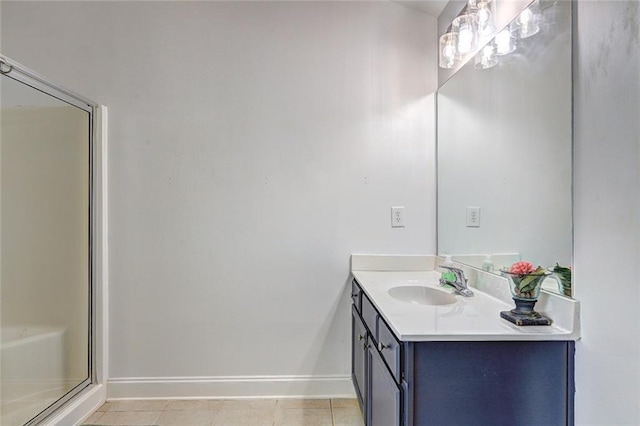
82,398 -> 363,426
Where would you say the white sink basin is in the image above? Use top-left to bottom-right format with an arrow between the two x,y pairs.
388,286 -> 457,306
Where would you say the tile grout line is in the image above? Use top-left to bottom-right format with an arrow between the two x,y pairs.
330,398 -> 336,426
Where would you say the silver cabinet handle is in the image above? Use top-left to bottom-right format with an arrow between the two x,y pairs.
350,293 -> 358,298
357,334 -> 364,341
378,342 -> 387,351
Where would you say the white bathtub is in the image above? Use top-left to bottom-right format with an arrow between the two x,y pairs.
1,326 -> 68,425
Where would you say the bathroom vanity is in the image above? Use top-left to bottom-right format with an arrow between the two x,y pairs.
350,255 -> 579,426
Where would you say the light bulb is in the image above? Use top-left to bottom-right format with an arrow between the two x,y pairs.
476,2 -> 496,36
518,8 -> 533,26
453,14 -> 477,54
439,32 -> 460,69
482,44 -> 494,58
495,29 -> 515,55
443,45 -> 456,60
511,2 -> 541,39
458,26 -> 473,53
474,43 -> 498,69
478,8 -> 490,26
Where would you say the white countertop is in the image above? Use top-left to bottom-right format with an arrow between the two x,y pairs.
351,255 -> 580,342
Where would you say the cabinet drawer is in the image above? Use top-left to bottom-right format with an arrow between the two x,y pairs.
350,279 -> 362,313
377,316 -> 402,384
361,293 -> 378,336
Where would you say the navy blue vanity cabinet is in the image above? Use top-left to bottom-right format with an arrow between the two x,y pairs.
350,278 -> 575,426
352,281 -> 404,426
409,341 -> 575,426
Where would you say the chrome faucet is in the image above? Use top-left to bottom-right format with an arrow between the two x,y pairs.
440,266 -> 474,297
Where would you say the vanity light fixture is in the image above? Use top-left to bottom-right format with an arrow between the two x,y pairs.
469,0 -> 543,69
439,32 -> 460,69
453,13 -> 478,54
438,0 -> 497,69
474,42 -> 499,69
511,0 -> 541,39
475,1 -> 497,36
439,0 -> 547,70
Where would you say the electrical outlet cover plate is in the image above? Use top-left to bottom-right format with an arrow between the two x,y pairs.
466,207 -> 480,227
391,206 -> 405,228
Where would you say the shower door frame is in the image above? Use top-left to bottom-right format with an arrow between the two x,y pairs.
1,55 -> 101,426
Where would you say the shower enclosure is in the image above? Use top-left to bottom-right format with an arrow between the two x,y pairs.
1,57 -> 98,425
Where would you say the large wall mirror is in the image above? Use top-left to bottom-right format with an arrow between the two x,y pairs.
437,0 -> 573,297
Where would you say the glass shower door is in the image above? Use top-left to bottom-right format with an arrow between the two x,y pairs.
1,71 -> 92,425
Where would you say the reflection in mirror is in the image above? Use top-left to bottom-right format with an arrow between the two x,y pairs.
437,0 -> 572,297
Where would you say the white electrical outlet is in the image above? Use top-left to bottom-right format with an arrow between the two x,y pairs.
466,207 -> 480,227
391,206 -> 405,228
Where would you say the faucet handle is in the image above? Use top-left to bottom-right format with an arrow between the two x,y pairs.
440,265 -> 468,285
440,265 -> 474,297
440,265 -> 473,297
441,265 -> 465,277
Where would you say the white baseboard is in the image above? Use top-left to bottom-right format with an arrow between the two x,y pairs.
107,375 -> 355,400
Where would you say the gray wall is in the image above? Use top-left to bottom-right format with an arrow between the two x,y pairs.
1,1 -> 438,397
573,1 -> 640,424
4,0 -> 638,421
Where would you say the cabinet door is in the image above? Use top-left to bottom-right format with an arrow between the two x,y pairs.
368,345 -> 402,426
412,341 -> 574,426
352,306 -> 367,410
377,316 -> 402,383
